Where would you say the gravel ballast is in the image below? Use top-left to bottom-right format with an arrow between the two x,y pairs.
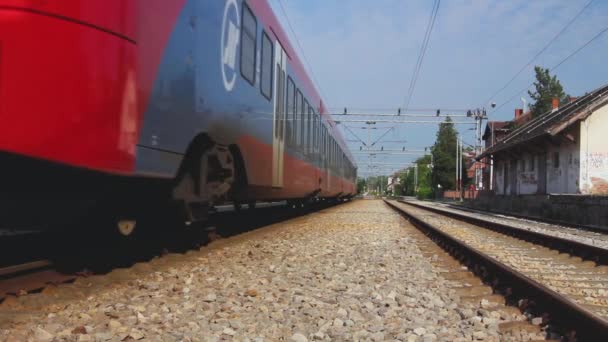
1,200 -> 540,341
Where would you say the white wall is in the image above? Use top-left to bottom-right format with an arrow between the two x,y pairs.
580,104 -> 608,195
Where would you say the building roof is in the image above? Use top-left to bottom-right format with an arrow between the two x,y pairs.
478,84 -> 608,159
482,121 -> 510,140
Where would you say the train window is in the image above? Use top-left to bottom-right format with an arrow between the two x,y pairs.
260,31 -> 273,100
308,105 -> 313,154
323,126 -> 327,159
295,90 -> 302,148
302,99 -> 310,153
286,77 -> 295,144
312,114 -> 316,152
240,3 -> 257,86
300,98 -> 306,149
316,111 -> 320,151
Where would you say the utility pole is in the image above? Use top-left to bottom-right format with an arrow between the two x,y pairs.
455,136 -> 459,193
466,108 -> 487,190
456,136 -> 463,202
414,164 -> 418,195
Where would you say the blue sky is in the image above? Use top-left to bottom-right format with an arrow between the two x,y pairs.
269,0 -> 608,176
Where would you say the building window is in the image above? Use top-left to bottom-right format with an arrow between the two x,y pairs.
260,31 -> 273,100
240,3 -> 257,85
553,152 -> 560,168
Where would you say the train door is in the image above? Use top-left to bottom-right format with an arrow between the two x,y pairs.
272,42 -> 287,188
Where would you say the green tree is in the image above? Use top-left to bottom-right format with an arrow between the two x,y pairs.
430,117 -> 468,194
415,155 -> 433,199
357,178 -> 366,194
397,155 -> 433,199
528,66 -> 569,118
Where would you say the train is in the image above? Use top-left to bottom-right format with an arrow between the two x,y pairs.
0,0 -> 356,236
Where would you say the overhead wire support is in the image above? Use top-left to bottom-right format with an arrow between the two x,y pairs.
352,151 -> 426,156
329,113 -> 468,118
335,119 -> 476,125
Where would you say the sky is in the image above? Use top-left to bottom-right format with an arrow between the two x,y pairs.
269,0 -> 608,177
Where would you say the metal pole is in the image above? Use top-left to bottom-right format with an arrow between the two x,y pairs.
490,155 -> 494,191
454,136 -> 460,195
459,139 -> 463,201
415,164 -> 418,195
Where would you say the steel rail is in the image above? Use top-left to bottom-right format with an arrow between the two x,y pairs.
0,260 -> 52,277
385,199 -> 608,340
400,200 -> 608,264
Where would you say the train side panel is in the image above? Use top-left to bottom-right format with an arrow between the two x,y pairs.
0,4 -> 137,174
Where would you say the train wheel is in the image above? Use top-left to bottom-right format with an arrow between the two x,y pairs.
247,201 -> 256,210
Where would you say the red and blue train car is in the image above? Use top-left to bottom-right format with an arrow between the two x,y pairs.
0,0 -> 356,232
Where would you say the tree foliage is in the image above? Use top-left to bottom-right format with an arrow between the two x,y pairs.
356,178 -> 366,194
431,117 -> 456,191
398,155 -> 433,199
427,117 -> 469,194
528,66 -> 569,118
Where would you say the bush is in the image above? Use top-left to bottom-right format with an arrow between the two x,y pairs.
417,186 -> 434,200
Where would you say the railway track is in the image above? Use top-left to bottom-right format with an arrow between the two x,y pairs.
385,199 -> 608,341
412,199 -> 608,250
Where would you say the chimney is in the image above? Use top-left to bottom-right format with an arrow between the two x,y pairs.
552,98 -> 559,110
514,108 -> 523,120
569,96 -> 578,103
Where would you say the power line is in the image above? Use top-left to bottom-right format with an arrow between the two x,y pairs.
492,22 -> 608,114
403,0 -> 441,111
361,1 -> 441,151
275,0 -> 329,106
483,0 -> 595,106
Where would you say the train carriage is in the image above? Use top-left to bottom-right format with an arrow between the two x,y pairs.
0,0 -> 356,233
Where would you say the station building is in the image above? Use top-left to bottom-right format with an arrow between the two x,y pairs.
479,84 -> 608,196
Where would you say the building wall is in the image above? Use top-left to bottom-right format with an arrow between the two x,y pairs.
493,138 -> 579,195
580,105 -> 608,195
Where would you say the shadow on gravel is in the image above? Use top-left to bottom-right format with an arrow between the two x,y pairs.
2,202 -> 341,276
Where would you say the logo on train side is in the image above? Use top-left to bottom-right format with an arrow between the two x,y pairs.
221,0 -> 240,92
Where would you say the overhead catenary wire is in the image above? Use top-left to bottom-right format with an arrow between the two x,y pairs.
483,0 -> 595,106
403,0 -> 441,111
491,22 -> 608,114
361,0 -> 441,154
